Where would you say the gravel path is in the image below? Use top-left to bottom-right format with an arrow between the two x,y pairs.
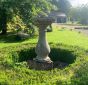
75,29 -> 88,36
57,24 -> 88,36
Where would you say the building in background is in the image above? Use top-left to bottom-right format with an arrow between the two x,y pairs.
49,11 -> 67,23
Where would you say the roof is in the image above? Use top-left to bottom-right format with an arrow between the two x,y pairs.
48,11 -> 67,18
57,13 -> 66,17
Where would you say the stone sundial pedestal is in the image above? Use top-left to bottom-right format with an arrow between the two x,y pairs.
28,17 -> 54,70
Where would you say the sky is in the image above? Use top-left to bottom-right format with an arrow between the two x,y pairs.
70,0 -> 88,7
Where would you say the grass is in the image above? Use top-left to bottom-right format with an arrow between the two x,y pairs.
0,25 -> 88,85
0,43 -> 88,85
47,28 -> 88,50
0,25 -> 88,50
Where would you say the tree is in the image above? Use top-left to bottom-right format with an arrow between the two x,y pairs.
0,7 -> 7,34
51,0 -> 71,15
0,0 -> 53,35
70,5 -> 88,25
69,7 -> 80,22
79,6 -> 88,24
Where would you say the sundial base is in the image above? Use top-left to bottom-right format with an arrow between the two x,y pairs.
27,60 -> 53,70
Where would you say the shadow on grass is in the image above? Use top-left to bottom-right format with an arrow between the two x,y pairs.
18,47 -> 36,62
50,47 -> 76,64
0,32 -> 23,43
0,32 -> 36,43
17,46 -> 76,69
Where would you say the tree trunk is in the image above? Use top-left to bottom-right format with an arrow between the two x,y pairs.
0,8 -> 7,35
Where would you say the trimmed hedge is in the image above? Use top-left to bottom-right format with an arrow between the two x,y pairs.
0,43 -> 88,85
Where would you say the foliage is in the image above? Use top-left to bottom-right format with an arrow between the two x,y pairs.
70,5 -> 88,24
69,7 -> 79,22
0,0 -> 53,34
51,0 -> 71,15
0,42 -> 88,85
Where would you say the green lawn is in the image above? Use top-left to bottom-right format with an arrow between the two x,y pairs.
0,26 -> 88,85
47,28 -> 88,50
0,27 -> 88,50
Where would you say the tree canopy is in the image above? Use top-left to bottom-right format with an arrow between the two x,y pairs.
0,0 -> 53,34
51,0 -> 71,15
70,5 -> 88,24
